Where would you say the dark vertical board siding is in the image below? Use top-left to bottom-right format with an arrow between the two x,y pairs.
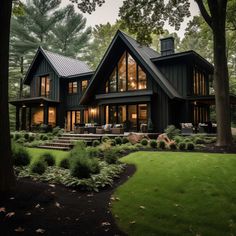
30,58 -> 59,100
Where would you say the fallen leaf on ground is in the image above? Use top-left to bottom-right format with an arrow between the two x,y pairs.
129,221 -> 136,224
139,205 -> 146,209
14,227 -> 25,232
101,222 -> 111,227
36,228 -> 45,234
0,207 -> 6,213
5,212 -> 15,218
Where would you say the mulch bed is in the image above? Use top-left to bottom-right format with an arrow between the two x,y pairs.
0,165 -> 136,236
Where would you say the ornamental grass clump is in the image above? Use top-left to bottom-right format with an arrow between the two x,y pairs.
31,160 -> 47,175
12,144 -> 31,166
41,153 -> 55,166
149,140 -> 157,148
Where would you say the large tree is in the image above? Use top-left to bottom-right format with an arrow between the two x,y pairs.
0,0 -> 15,192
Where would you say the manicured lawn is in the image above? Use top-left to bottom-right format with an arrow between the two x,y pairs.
112,151 -> 236,236
26,148 -> 69,165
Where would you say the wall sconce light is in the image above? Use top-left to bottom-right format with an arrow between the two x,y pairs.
132,113 -> 137,119
22,104 -> 26,108
194,101 -> 197,106
40,103 -> 44,107
91,108 -> 96,114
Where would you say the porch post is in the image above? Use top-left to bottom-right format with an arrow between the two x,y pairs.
16,106 -> 20,131
44,104 -> 48,125
28,107 -> 32,131
21,107 -> 26,130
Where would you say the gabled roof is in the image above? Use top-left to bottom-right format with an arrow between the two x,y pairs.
80,30 -> 182,104
24,47 -> 93,84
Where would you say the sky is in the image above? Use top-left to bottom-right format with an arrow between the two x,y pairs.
23,0 -> 200,39
61,0 -> 200,39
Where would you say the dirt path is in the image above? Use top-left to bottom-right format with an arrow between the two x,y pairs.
0,165 -> 135,236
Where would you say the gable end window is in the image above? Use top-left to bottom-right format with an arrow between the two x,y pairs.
82,80 -> 88,93
68,82 -> 77,94
106,51 -> 147,93
40,75 -> 50,97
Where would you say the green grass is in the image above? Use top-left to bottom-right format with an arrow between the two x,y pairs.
26,148 -> 69,165
112,151 -> 236,236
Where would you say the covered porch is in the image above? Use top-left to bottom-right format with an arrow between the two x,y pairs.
10,97 -> 59,131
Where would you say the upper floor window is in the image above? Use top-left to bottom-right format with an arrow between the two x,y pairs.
193,67 -> 207,95
82,80 -> 88,93
40,75 -> 50,97
106,51 -> 147,93
68,82 -> 77,94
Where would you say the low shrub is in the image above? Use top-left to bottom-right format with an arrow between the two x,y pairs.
109,139 -> 116,146
101,136 -> 110,143
150,140 -> 157,148
92,140 -> 100,147
52,126 -> 63,136
70,141 -> 87,158
24,133 -> 29,140
104,149 -> 118,164
115,137 -> 122,145
184,138 -> 191,143
169,142 -> 177,150
15,138 -> 26,144
31,160 -> 47,175
141,138 -> 148,146
14,133 -> 22,140
41,153 -> 55,166
179,142 -> 186,150
29,135 -> 35,142
135,143 -> 143,149
122,137 -> 129,144
86,147 -> 100,158
70,157 -> 100,179
173,135 -> 183,144
12,144 -> 31,166
187,142 -> 195,151
59,158 -> 70,169
158,141 -> 166,150
194,137 -> 205,144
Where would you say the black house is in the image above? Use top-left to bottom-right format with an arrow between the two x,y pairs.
11,30 -> 219,133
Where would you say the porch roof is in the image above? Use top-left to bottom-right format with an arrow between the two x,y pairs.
9,97 -> 60,107
188,94 -> 236,105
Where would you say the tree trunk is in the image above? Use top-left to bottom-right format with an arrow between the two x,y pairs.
213,22 -> 233,146
0,0 -> 15,192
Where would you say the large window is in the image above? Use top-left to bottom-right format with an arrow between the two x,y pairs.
82,80 -> 88,93
32,107 -> 44,125
68,82 -> 77,94
105,103 -> 148,131
106,51 -> 147,93
193,105 -> 209,124
193,67 -> 207,95
48,107 -> 56,127
40,75 -> 50,97
66,110 -> 81,131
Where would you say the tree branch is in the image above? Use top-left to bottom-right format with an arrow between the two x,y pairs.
195,0 -> 212,28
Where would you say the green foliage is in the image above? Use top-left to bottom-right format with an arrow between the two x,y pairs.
109,139 -> 116,146
30,160 -> 47,175
115,137 -> 122,145
149,140 -> 157,148
59,158 -> 70,169
158,141 -> 166,150
169,142 -> 177,150
14,133 -> 22,140
24,133 -> 29,140
194,137 -> 205,144
52,126 -> 64,136
104,149 -> 118,164
92,140 -> 100,147
101,136 -> 110,143
141,138 -> 148,146
173,135 -> 183,144
165,125 -> 181,139
41,153 -> 55,166
86,146 -> 100,158
12,144 -> 31,166
70,157 -> 100,179
147,118 -> 154,132
179,142 -> 186,151
122,137 -> 129,144
187,142 -> 195,151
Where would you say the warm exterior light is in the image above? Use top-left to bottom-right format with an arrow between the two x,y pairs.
40,103 -> 44,107
132,113 -> 137,119
22,104 -> 26,108
194,101 -> 197,106
91,108 -> 95,114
